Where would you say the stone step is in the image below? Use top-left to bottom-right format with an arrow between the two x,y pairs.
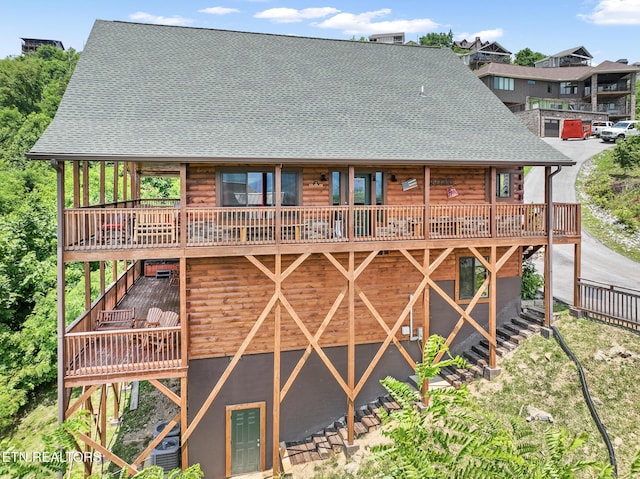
521,309 -> 546,325
512,316 -> 542,333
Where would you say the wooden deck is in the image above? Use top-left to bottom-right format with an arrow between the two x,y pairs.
61,203 -> 581,253
64,275 -> 184,386
117,275 -> 180,322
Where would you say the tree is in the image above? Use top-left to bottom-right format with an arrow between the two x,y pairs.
514,48 -> 546,67
419,30 -> 453,48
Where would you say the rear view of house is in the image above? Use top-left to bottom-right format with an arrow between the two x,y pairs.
28,21 -> 580,478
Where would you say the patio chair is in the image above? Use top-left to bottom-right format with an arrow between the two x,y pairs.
96,309 -> 135,330
144,307 -> 164,328
99,212 -> 126,244
147,311 -> 180,353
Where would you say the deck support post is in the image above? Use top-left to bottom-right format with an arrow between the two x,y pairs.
272,254 -> 282,475
347,251 -> 355,445
421,247 -> 431,402
488,245 -> 497,368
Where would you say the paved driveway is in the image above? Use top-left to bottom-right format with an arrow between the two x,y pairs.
524,137 -> 640,304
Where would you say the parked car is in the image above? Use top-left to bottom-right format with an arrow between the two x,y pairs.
591,120 -> 613,138
600,120 -> 640,142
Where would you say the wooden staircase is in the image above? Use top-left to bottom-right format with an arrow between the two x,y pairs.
283,395 -> 401,466
282,308 -> 546,467
440,307 -> 546,388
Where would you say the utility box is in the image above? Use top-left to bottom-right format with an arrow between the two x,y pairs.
561,119 -> 591,140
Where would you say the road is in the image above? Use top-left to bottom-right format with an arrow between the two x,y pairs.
525,137 -> 640,304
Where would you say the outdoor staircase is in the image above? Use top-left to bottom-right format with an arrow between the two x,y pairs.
282,307 -> 547,467
439,306 -> 546,388
282,395 -> 401,466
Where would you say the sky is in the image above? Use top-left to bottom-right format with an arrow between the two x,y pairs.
1,0 -> 639,65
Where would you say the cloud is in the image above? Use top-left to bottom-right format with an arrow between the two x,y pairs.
313,9 -> 438,35
455,28 -> 504,43
199,7 -> 240,15
255,7 -> 340,23
129,11 -> 193,26
578,0 -> 640,25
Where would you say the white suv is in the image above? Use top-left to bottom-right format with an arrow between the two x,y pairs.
600,120 -> 640,142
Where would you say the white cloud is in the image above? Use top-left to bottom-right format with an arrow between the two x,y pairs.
254,7 -> 340,23
199,7 -> 240,15
455,28 -> 504,43
129,11 -> 193,26
313,9 -> 438,35
578,0 -> 640,25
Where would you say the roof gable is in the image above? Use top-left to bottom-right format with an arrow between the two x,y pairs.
29,20 -> 570,166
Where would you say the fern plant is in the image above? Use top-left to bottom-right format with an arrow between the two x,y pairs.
369,335 -> 615,479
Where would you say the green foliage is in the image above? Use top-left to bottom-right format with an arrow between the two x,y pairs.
97,464 -> 204,479
583,148 -> 640,236
0,47 -> 79,430
521,258 -> 543,300
367,335 -> 613,478
612,134 -> 640,170
513,48 -> 546,66
419,30 -> 453,48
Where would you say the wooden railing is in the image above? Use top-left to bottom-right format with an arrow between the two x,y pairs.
62,203 -> 580,251
578,279 -> 640,330
64,327 -> 182,380
67,262 -> 141,335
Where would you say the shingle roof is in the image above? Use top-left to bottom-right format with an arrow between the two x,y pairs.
29,20 -> 572,166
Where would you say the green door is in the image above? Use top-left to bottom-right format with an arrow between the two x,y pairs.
230,407 -> 261,475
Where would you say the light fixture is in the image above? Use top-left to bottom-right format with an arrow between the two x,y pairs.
320,173 -> 327,182
390,174 -> 398,182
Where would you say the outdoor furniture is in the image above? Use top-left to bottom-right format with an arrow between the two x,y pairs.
96,309 -> 135,330
144,307 -> 163,327
98,212 -> 126,244
133,210 -> 177,245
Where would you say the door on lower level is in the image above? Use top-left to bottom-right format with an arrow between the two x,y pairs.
226,402 -> 265,476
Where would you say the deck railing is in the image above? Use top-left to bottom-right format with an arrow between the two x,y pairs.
62,203 -> 580,251
64,326 -> 182,381
578,279 -> 640,330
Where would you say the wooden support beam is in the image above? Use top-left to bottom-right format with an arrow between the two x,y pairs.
347,251 -> 355,445
65,385 -> 99,419
280,286 -> 347,400
354,278 -> 428,397
181,377 -> 189,470
488,245 -> 497,368
421,248 -> 430,402
279,293 -> 351,398
77,432 -> 133,476
574,242 -> 581,308
273,254 -> 282,476
149,378 -> 181,406
183,292 -> 278,442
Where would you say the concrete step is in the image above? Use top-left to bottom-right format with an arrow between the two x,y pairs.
512,316 -> 542,333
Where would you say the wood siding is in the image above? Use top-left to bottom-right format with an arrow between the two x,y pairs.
187,249 -> 521,360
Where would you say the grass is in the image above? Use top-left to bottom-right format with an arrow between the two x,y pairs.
576,149 -> 640,263
303,309 -> 640,479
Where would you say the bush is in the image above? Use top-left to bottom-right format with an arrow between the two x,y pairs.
521,259 -> 543,300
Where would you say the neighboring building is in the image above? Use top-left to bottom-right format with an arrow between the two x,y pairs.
28,20 -> 579,478
477,57 -> 640,135
455,37 -> 512,70
20,37 -> 64,54
368,32 -> 405,44
534,46 -> 592,68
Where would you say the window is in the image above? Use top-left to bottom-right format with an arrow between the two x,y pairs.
496,172 -> 511,198
458,256 -> 489,301
560,82 -> 578,95
493,76 -> 514,91
527,80 -> 536,85
221,171 -> 299,206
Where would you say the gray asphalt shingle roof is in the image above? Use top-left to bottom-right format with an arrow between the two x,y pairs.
29,20 -> 572,166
